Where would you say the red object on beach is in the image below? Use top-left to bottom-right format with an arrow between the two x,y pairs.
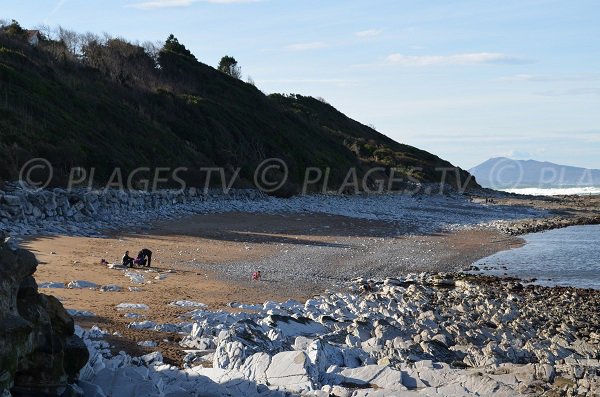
252,271 -> 261,281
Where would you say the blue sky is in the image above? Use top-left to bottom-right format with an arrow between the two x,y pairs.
3,0 -> 600,169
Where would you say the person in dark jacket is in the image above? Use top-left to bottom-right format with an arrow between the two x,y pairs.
135,248 -> 152,267
122,250 -> 135,267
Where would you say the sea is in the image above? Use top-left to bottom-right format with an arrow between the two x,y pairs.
473,224 -> 600,290
502,186 -> 600,196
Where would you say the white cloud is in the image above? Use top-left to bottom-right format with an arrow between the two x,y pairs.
385,52 -> 530,66
256,78 -> 356,84
536,87 -> 600,96
501,73 -> 600,82
127,0 -> 260,9
285,42 -> 327,51
256,78 -> 359,88
355,29 -> 382,38
495,149 -> 532,159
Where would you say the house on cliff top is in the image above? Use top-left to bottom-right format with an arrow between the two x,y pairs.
26,30 -> 41,46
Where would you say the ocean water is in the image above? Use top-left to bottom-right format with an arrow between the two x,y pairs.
473,224 -> 600,289
502,186 -> 600,196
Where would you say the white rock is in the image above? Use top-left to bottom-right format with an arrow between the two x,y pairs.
67,280 -> 98,289
141,351 -> 163,365
125,272 -> 145,284
265,351 -> 315,392
214,340 -> 246,370
66,309 -> 96,317
100,284 -> 122,292
240,352 -> 271,384
261,315 -> 327,338
337,365 -> 406,391
307,340 -> 345,376
170,300 -> 206,307
137,340 -> 158,347
38,281 -> 65,288
128,321 -> 156,330
116,303 -> 149,310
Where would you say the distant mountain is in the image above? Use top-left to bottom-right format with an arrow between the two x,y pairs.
470,158 -> 600,189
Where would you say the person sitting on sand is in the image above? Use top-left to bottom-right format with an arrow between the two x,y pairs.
135,248 -> 152,267
121,251 -> 134,267
252,270 -> 261,281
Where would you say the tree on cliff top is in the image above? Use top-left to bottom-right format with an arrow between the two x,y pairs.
218,55 -> 242,79
158,34 -> 197,76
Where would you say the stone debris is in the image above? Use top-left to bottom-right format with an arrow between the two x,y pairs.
492,215 -> 600,236
116,303 -> 149,310
66,309 -> 97,317
0,184 -> 547,239
38,281 -> 65,288
75,273 -> 599,396
170,300 -> 207,307
99,284 -> 123,292
0,185 -> 266,238
137,340 -> 158,348
124,272 -> 145,284
123,313 -> 145,319
66,280 -> 98,289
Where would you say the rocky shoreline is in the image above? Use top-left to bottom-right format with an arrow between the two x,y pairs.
492,215 -> 600,236
3,187 -> 600,396
0,183 -> 550,238
70,273 -> 600,397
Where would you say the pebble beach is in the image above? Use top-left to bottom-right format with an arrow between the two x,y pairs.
4,186 -> 600,396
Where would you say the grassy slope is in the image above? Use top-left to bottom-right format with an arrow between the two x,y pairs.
0,33 -> 476,194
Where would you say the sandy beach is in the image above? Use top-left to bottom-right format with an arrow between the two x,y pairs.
2,192 -> 597,396
24,211 -> 521,364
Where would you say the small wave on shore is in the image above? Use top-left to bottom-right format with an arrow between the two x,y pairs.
502,186 -> 600,196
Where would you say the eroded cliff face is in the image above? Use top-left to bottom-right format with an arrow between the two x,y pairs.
0,233 -> 88,397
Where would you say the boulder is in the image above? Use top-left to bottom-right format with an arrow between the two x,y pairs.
240,352 -> 271,384
264,351 -> 315,392
2,195 -> 21,206
0,233 -> 88,396
213,339 -> 246,370
307,340 -> 345,376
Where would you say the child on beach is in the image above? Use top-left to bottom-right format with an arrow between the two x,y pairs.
252,270 -> 261,281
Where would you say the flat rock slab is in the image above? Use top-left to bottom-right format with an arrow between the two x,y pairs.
265,351 -> 314,392
338,365 -> 406,391
169,300 -> 206,307
38,281 -> 65,288
67,280 -> 98,289
116,303 -> 149,310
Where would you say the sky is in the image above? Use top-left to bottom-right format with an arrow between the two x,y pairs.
3,0 -> 600,170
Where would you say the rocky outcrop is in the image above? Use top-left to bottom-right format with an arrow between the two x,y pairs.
493,215 -> 600,235
0,233 -> 88,397
76,273 -> 600,396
